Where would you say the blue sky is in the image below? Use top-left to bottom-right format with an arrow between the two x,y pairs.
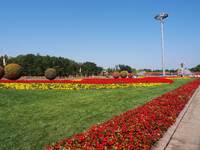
0,0 -> 199,69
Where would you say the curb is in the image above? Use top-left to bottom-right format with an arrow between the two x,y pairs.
151,86 -> 200,150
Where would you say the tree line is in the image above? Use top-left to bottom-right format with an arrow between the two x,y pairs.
190,64 -> 200,72
1,54 -> 199,77
0,54 -> 103,76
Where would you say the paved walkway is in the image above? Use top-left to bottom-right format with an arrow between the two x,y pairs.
165,87 -> 200,150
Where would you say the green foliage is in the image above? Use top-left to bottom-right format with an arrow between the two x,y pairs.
142,69 -> 152,72
117,64 -> 133,73
131,68 -> 137,74
120,71 -> 128,78
81,62 -> 103,76
112,72 -> 120,79
0,66 -> 4,79
6,54 -> 103,77
4,64 -> 23,80
190,64 -> 200,72
106,68 -> 115,73
107,65 -> 136,74
45,68 -> 57,80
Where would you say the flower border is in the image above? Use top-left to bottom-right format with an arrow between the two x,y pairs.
46,78 -> 200,150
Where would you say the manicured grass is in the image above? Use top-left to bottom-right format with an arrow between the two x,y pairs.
0,79 -> 191,150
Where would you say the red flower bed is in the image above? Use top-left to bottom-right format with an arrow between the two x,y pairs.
45,78 -> 200,150
0,77 -> 173,84
79,77 -> 173,84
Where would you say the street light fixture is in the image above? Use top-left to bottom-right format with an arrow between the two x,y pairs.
154,12 -> 168,76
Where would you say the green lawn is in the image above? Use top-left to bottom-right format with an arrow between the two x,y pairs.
0,79 -> 191,150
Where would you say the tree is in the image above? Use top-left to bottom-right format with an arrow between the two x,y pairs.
106,65 -> 136,74
143,69 -> 152,72
6,54 -> 78,76
106,68 -> 115,73
5,54 -> 103,77
81,62 -> 103,76
190,64 -> 200,72
117,64 -> 133,73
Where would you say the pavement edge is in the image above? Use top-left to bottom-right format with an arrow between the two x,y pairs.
151,86 -> 200,150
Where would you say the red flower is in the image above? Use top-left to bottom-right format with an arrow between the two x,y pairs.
45,79 -> 200,150
0,77 -> 173,84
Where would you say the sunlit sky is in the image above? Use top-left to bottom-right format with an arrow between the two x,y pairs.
0,0 -> 199,69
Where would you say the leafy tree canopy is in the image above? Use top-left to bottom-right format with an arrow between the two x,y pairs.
190,64 -> 200,72
0,54 -> 103,76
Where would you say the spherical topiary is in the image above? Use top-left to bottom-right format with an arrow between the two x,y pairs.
128,73 -> 133,78
4,64 -> 23,80
113,72 -> 120,79
45,68 -> 57,80
120,71 -> 128,78
0,66 -> 4,79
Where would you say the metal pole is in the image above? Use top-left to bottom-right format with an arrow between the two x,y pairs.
160,21 -> 165,76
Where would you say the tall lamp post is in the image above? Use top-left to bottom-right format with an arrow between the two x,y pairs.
154,12 -> 168,76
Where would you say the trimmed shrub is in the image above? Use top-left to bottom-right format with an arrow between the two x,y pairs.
45,68 -> 57,80
4,64 -> 23,80
112,72 -> 120,79
120,71 -> 128,78
0,66 -> 4,79
128,73 -> 133,78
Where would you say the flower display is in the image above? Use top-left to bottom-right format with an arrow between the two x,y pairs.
0,82 -> 162,90
78,77 -> 173,84
0,77 -> 172,90
0,77 -> 173,84
45,78 -> 200,150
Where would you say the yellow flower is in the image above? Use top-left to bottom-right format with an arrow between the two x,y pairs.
0,82 -> 163,90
